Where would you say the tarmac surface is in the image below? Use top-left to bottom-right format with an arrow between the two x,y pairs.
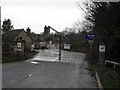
2,48 -> 97,88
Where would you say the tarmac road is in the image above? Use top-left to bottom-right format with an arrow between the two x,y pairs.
2,49 -> 97,88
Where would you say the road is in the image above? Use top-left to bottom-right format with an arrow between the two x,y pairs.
2,48 -> 97,88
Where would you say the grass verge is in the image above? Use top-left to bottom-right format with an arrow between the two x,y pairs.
2,51 -> 38,63
86,52 -> 120,89
25,51 -> 37,59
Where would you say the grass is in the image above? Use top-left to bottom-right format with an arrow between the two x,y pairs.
90,61 -> 120,88
25,51 -> 37,59
2,51 -> 38,63
86,52 -> 120,89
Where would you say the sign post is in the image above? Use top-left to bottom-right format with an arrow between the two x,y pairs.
17,42 -> 22,51
99,44 -> 105,65
88,40 -> 94,51
59,35 -> 61,61
17,41 -> 25,57
85,33 -> 95,51
64,44 -> 70,50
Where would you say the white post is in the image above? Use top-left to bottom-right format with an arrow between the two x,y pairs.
99,44 -> 105,65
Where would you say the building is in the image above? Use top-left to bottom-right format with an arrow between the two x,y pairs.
2,29 -> 32,53
26,27 -> 41,49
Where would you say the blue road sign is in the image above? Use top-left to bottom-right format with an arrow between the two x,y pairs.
85,33 -> 95,40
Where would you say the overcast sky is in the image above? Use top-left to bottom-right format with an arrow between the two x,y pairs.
1,0 -> 84,34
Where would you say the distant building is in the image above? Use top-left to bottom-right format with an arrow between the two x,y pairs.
26,27 -> 48,49
26,27 -> 42,49
2,29 -> 32,53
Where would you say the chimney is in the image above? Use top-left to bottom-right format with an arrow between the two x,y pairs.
26,27 -> 31,34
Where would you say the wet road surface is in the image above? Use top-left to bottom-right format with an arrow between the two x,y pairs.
2,49 -> 97,88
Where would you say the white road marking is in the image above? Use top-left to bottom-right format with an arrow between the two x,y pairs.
29,74 -> 32,77
31,61 -> 39,64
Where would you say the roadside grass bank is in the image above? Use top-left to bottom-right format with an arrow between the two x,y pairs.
86,52 -> 120,89
2,51 -> 38,63
25,51 -> 37,59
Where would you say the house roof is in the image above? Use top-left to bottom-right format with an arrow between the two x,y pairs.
2,29 -> 32,43
26,32 -> 42,42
